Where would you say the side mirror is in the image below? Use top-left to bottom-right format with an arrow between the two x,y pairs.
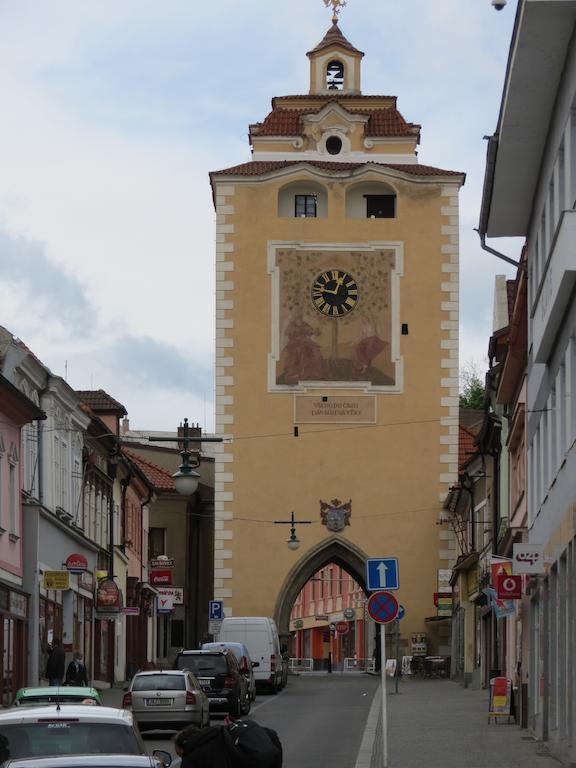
252,661 -> 260,668
153,750 -> 172,767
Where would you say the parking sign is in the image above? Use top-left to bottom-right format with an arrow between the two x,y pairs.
209,600 -> 223,620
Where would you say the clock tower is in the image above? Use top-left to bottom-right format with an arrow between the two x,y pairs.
209,17 -> 464,655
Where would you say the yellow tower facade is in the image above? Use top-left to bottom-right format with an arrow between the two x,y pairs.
210,20 -> 464,653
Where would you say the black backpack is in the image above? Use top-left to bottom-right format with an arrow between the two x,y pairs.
224,719 -> 283,768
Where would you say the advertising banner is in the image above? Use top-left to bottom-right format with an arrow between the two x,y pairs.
512,544 -> 544,574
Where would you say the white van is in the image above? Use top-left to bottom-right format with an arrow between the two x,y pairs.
218,617 -> 283,693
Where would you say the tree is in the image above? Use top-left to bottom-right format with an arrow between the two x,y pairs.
459,363 -> 485,409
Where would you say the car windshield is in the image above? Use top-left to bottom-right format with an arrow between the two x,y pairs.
0,722 -> 142,760
177,655 -> 227,676
203,644 -> 243,663
132,674 -> 185,691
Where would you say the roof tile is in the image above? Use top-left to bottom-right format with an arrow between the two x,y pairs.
76,389 -> 128,415
122,449 -> 176,492
210,159 -> 464,178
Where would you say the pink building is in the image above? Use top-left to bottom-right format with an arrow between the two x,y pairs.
290,565 -> 367,670
0,372 -> 44,703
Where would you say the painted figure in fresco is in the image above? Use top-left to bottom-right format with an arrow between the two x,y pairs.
282,319 -> 326,384
352,314 -> 386,375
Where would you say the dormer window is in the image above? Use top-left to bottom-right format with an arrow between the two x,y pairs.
326,60 -> 344,90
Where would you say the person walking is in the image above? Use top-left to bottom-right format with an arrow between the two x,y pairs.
46,638 -> 65,686
65,650 -> 89,686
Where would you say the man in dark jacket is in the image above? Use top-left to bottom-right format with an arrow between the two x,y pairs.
64,650 -> 89,686
46,638 -> 65,686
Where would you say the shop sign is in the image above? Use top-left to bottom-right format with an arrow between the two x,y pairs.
150,557 -> 175,569
490,559 -> 512,587
437,597 -> 453,617
335,621 -> 349,634
9,591 -> 27,619
43,571 -> 70,590
156,587 -> 183,605
122,606 -> 140,616
512,544 -> 544,574
79,571 -> 95,592
437,569 -> 452,592
65,553 -> 88,574
411,632 -> 427,655
496,574 -> 522,600
157,593 -> 174,613
96,579 -> 121,612
150,570 -> 172,586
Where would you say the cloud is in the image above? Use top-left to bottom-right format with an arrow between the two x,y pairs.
107,335 -> 212,394
0,228 -> 98,335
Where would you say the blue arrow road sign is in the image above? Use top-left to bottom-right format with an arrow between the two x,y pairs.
209,600 -> 223,620
366,558 -> 399,591
397,604 -> 405,621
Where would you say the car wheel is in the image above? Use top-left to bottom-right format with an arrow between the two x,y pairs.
242,693 -> 251,715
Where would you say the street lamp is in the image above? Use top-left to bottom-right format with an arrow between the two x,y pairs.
149,418 -> 223,497
273,511 -> 312,551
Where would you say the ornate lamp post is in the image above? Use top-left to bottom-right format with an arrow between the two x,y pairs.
273,511 -> 312,550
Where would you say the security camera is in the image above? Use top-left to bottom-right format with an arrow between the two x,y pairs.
492,0 -> 507,9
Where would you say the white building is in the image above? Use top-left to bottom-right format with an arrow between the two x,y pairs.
479,1 -> 576,760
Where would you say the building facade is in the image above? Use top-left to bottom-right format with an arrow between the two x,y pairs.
209,20 -> 464,655
480,1 -> 576,758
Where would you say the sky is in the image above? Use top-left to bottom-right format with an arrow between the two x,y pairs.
0,0 -> 522,432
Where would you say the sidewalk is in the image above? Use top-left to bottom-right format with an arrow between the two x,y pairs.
362,678 -> 561,768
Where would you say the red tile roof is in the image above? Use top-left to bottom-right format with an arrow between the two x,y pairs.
122,449 -> 176,493
210,159 -> 464,179
251,104 -> 419,139
307,22 -> 364,56
76,389 -> 127,415
459,425 -> 477,470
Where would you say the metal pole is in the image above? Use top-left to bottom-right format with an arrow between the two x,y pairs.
394,620 -> 400,694
381,623 -> 388,768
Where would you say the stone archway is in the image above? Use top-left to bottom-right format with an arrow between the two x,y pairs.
273,535 -> 369,639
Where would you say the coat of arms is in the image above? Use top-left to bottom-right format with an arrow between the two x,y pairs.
320,498 -> 352,532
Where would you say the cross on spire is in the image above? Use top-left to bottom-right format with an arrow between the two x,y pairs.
323,0 -> 347,24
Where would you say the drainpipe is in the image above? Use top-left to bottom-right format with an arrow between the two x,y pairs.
476,230 -> 521,269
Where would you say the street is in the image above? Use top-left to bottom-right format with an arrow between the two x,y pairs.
127,673 -> 562,768
141,674 -> 379,767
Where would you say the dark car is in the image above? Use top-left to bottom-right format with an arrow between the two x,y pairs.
174,649 -> 250,718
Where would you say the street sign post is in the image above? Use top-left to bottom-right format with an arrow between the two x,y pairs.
367,591 -> 398,768
209,599 -> 224,620
366,558 -> 399,591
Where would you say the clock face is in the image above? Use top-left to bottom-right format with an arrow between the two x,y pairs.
311,269 -> 359,317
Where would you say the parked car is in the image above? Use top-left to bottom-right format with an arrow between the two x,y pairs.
201,641 -> 258,702
0,705 -> 147,762
2,756 -> 171,768
1,749 -> 171,768
12,686 -> 102,707
217,616 -> 284,693
174,649 -> 250,717
122,670 -> 209,733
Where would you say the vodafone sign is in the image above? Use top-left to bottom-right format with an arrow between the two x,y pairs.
497,574 -> 522,600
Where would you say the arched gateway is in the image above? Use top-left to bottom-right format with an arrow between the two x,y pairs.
209,17 -> 464,659
274,537 -> 369,639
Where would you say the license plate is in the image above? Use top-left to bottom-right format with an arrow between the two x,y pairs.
146,698 -> 172,706
198,679 -> 211,689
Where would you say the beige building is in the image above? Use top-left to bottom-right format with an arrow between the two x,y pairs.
209,20 -> 464,654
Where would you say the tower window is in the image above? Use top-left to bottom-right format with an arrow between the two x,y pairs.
365,195 -> 396,218
295,194 -> 317,218
326,136 -> 343,155
326,60 -> 344,90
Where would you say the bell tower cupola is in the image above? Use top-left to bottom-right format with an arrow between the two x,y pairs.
308,2 -> 364,95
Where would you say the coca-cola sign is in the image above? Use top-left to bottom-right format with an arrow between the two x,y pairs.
65,554 -> 88,575
150,570 -> 173,586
